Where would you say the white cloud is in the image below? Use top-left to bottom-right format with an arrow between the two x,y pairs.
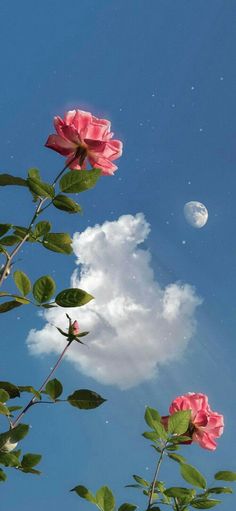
27,213 -> 202,389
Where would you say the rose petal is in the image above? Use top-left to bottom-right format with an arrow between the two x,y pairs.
86,139 -> 123,160
45,134 -> 76,156
73,110 -> 92,135
65,110 -> 77,125
193,430 -> 217,451
88,155 -> 117,175
60,125 -> 81,145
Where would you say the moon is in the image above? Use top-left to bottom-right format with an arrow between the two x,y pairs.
184,201 -> 208,228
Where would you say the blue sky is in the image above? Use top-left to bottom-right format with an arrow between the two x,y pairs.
0,1 -> 236,509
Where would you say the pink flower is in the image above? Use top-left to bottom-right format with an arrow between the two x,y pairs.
167,392 -> 224,451
71,320 -> 79,336
45,109 -> 123,175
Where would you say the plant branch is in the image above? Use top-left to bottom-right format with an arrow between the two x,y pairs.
12,339 -> 72,427
0,196 -> 46,286
0,153 -> 79,287
174,498 -> 180,511
147,444 -> 167,510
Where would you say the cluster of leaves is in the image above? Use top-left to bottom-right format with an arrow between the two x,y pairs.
0,166 -> 100,219
0,270 -> 93,313
0,379 -> 106,416
0,166 -> 101,312
0,422 -> 41,482
0,163 -> 106,485
71,484 -> 137,511
72,407 -> 236,510
0,380 -> 106,482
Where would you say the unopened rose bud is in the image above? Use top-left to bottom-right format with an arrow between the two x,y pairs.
71,320 -> 79,336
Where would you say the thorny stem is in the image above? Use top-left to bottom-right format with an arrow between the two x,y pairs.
12,339 -> 72,428
0,152 -> 82,287
147,445 -> 167,510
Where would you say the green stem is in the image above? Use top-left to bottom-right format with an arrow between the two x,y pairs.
174,497 -> 180,511
12,339 -> 72,427
0,153 -> 79,288
147,445 -> 166,510
0,196 -> 46,286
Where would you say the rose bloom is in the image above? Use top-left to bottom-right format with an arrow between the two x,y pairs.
45,109 -> 123,175
162,392 -> 224,451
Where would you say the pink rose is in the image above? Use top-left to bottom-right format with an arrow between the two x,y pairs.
71,320 -> 79,336
166,392 -> 224,451
45,109 -> 123,175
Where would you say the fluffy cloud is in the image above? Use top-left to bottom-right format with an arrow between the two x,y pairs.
27,213 -> 202,389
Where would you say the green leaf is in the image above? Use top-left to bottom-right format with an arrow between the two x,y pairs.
144,408 -> 167,440
0,403 -> 9,415
76,331 -> 89,338
33,221 -> 51,239
42,232 -> 72,254
12,226 -> 33,241
0,389 -> 10,403
45,379 -> 63,400
155,481 -> 166,492
27,177 -> 55,198
28,168 -> 41,180
67,389 -> 106,410
8,406 -> 23,412
56,327 -> 68,337
18,386 -> 41,400
166,444 -> 179,451
118,504 -> 137,511
41,303 -> 57,308
0,235 -> 21,246
207,487 -> 233,494
0,433 -> 12,451
142,431 -> 159,441
172,435 -> 192,443
0,382 -> 20,398
96,486 -> 115,511
0,300 -> 22,313
0,424 -> 30,451
12,295 -> 30,304
132,475 -> 149,487
164,487 -> 195,499
151,445 -> 162,453
168,410 -> 191,435
180,463 -> 207,489
0,224 -> 12,237
0,452 -> 20,467
13,270 -> 31,296
12,449 -> 21,458
168,453 -> 186,463
70,485 -> 96,503
9,424 -> 29,443
20,467 -> 41,475
191,499 -> 221,509
0,174 -> 27,187
53,194 -> 82,214
55,288 -> 93,307
33,275 -> 56,303
144,407 -> 161,427
214,471 -> 236,481
0,292 -> 30,305
0,468 -> 7,482
60,168 -> 101,194
21,453 -> 42,469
